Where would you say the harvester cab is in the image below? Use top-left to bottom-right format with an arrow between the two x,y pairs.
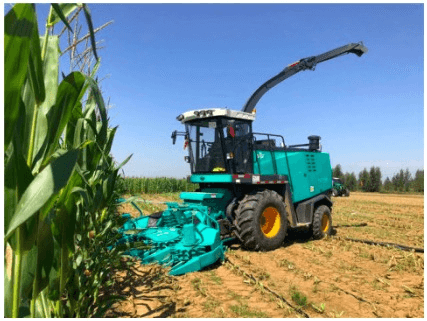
332,177 -> 350,197
173,109 -> 255,175
118,42 -> 367,275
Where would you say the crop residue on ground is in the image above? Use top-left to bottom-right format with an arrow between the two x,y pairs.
108,192 -> 424,318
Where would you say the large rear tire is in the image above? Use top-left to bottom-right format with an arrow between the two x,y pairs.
234,190 -> 287,251
312,205 -> 332,239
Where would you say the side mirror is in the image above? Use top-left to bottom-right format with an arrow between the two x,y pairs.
184,156 -> 191,163
171,130 -> 177,145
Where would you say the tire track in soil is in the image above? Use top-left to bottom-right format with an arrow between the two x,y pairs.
334,220 -> 424,248
106,243 -> 423,318
229,238 -> 423,318
172,263 -> 300,318
111,193 -> 423,318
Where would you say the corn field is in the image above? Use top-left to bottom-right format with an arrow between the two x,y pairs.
5,4 -> 131,318
117,177 -> 199,194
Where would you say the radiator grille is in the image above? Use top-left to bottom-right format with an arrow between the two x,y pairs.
305,153 -> 317,172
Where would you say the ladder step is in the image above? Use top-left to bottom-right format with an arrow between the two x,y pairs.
296,223 -> 310,227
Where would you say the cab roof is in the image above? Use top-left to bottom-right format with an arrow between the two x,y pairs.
177,108 -> 256,124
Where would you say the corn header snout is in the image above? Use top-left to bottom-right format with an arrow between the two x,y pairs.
115,197 -> 225,275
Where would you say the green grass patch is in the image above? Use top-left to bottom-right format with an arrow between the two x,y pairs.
202,299 -> 221,312
289,285 -> 308,307
191,278 -> 207,297
228,290 -> 243,303
229,304 -> 268,318
209,271 -> 223,285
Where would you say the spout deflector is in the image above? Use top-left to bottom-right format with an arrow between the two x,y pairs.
241,42 -> 368,113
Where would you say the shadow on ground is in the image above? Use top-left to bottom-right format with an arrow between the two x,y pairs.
104,259 -> 182,317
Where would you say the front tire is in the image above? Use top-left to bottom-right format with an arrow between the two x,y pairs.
234,190 -> 287,251
312,205 -> 332,239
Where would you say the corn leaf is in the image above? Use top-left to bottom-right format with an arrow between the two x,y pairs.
20,245 -> 37,300
32,36 -> 60,173
39,36 -> 60,115
92,184 -> 104,212
71,187 -> 90,211
46,262 -> 60,301
52,170 -> 82,250
116,154 -> 133,170
5,149 -> 79,241
26,6 -> 45,105
81,4 -> 98,61
83,95 -> 97,118
74,118 -> 96,171
48,3 -> 80,26
102,170 -> 118,205
86,83 -> 108,146
4,4 -> 36,150
73,118 -> 86,150
45,72 -> 86,160
36,218 -> 54,293
53,204 -> 77,252
30,110 -> 49,174
50,4 -> 76,31
21,77 -> 37,160
79,58 -> 101,97
104,126 -> 118,155
65,102 -> 83,149
4,137 -> 35,251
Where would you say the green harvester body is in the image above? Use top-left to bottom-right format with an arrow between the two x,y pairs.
115,42 -> 367,275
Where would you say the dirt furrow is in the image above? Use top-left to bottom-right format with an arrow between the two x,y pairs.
228,239 -> 423,318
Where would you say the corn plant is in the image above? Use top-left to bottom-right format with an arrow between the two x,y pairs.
117,176 -> 199,194
5,3 -> 131,317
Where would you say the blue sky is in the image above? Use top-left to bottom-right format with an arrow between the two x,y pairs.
30,3 -> 423,180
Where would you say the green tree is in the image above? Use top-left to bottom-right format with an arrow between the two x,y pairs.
413,170 -> 424,192
344,172 -> 357,191
333,164 -> 344,181
391,171 -> 401,191
403,169 -> 412,192
391,169 -> 411,192
367,166 -> 382,192
358,168 -> 370,192
383,177 -> 393,192
349,172 -> 357,191
376,167 -> 382,190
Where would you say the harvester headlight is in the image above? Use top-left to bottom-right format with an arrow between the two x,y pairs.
194,111 -> 200,116
200,110 -> 207,117
176,114 -> 184,121
207,110 -> 213,116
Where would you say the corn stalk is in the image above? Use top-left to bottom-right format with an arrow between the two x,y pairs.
4,3 -> 130,317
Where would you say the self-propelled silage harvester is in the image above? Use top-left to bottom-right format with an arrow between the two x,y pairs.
118,42 -> 368,275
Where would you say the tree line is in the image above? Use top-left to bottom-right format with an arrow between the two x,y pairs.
332,165 -> 424,193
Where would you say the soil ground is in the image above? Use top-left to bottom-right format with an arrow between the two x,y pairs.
107,192 -> 424,318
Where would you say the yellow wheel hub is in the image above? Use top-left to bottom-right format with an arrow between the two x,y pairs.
321,213 -> 330,233
260,207 -> 281,238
